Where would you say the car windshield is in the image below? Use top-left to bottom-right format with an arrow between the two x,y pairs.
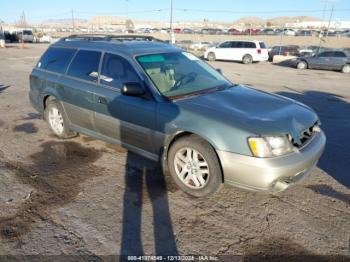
136,52 -> 232,98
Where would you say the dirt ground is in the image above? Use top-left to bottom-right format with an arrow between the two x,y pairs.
0,44 -> 350,261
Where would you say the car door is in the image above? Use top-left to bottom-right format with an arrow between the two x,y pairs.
91,52 -> 157,154
243,42 -> 257,60
214,41 -> 233,60
58,49 -> 102,131
330,51 -> 348,70
309,51 -> 332,69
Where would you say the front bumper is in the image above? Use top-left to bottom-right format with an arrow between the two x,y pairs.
217,130 -> 326,192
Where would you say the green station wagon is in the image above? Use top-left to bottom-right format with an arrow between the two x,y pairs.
29,35 -> 326,197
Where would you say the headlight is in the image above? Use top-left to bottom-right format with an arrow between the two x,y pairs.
248,135 -> 294,158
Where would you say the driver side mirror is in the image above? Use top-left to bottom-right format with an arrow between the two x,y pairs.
121,82 -> 145,97
216,68 -> 223,74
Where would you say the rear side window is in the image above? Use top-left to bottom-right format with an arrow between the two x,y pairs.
259,42 -> 266,49
100,53 -> 140,88
244,42 -> 256,48
333,51 -> 346,58
37,47 -> 76,74
67,50 -> 101,81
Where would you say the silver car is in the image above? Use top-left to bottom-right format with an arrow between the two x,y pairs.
296,50 -> 350,73
30,35 -> 326,197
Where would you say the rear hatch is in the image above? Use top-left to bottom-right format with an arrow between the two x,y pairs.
258,42 -> 268,60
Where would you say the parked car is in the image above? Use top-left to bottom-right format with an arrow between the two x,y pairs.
227,28 -> 241,35
261,28 -> 275,35
268,45 -> 300,61
205,40 -> 268,64
189,41 -> 212,51
182,28 -> 194,34
296,30 -> 312,36
244,28 -> 259,35
295,50 -> 350,73
201,28 -> 222,35
283,29 -> 296,36
18,30 -> 35,42
175,40 -> 193,50
29,34 -> 326,196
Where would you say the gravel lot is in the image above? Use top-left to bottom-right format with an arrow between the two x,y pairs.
0,44 -> 350,261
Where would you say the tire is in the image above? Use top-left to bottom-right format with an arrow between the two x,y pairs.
168,135 -> 223,197
297,61 -> 308,70
44,99 -> 77,139
242,54 -> 253,64
341,64 -> 350,73
207,52 -> 216,61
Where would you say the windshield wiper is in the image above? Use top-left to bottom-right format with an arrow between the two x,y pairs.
169,84 -> 236,100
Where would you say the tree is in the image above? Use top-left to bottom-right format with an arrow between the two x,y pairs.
266,21 -> 272,27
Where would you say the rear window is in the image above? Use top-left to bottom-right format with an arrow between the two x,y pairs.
259,42 -> 266,49
23,30 -> 33,35
67,50 -> 101,81
37,47 -> 76,74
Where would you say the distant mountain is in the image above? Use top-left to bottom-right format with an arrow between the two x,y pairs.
233,16 -> 321,27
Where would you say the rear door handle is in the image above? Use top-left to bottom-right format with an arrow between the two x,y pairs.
98,96 -> 108,104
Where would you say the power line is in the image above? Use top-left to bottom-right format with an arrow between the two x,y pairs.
174,8 -> 350,14
75,9 -> 168,15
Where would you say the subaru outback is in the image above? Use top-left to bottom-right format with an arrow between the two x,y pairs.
29,35 -> 326,197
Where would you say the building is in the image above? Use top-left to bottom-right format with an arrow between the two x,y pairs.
285,21 -> 350,29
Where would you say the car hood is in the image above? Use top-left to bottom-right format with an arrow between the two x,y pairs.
174,85 -> 318,143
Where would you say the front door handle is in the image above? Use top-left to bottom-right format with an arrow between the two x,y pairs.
98,96 -> 108,104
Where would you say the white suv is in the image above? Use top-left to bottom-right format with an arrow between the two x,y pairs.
204,40 -> 268,64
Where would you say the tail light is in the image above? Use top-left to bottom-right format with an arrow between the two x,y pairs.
257,49 -> 261,54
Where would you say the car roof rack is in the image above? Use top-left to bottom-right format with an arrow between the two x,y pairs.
63,34 -> 165,43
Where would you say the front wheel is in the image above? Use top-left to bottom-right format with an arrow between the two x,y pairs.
168,135 -> 222,197
44,100 -> 77,139
297,61 -> 307,70
207,52 -> 216,61
341,64 -> 350,73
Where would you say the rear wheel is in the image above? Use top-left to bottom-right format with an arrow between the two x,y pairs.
242,54 -> 253,64
168,135 -> 222,197
341,64 -> 350,73
44,99 -> 77,139
207,52 -> 216,61
297,61 -> 308,70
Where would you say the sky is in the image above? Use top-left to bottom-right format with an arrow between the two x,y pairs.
0,0 -> 349,23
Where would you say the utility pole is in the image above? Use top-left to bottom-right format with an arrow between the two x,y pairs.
126,0 -> 129,20
326,5 -> 334,38
71,9 -> 75,33
19,11 -> 26,49
170,0 -> 175,44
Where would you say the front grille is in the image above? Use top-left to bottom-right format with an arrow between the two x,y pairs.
290,123 -> 319,148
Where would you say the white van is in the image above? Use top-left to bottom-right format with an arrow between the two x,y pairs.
204,40 -> 268,64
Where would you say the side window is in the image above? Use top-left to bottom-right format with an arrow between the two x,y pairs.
244,42 -> 256,48
37,47 -> 76,74
230,42 -> 238,48
219,41 -> 231,48
333,52 -> 346,58
100,53 -> 140,88
318,52 -> 332,57
67,50 -> 101,81
236,41 -> 244,48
